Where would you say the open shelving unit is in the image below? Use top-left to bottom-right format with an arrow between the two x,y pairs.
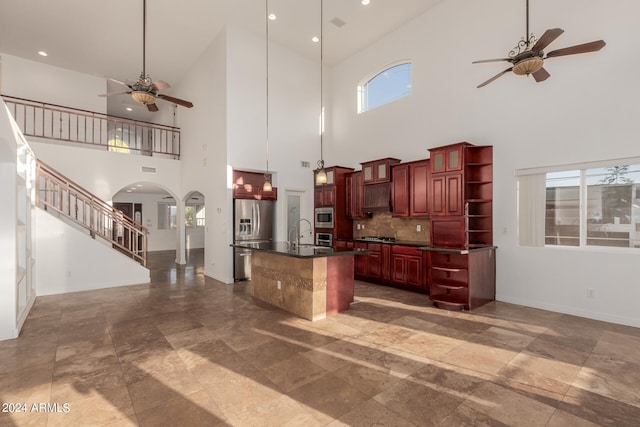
427,142 -> 495,311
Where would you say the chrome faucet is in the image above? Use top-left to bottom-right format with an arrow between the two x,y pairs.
296,218 -> 313,247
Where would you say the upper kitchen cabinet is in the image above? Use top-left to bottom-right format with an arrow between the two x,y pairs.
392,159 -> 430,218
361,158 -> 401,184
429,142 -> 472,174
427,142 -> 493,248
314,186 -> 335,207
313,166 -> 353,208
314,168 -> 335,186
232,170 -> 277,201
313,166 -> 354,240
346,171 -> 365,219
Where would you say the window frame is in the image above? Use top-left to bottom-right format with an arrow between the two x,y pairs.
516,156 -> 640,252
357,60 -> 413,114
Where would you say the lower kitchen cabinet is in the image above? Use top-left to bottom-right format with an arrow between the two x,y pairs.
353,241 -> 427,292
390,245 -> 426,290
427,247 -> 495,310
354,242 -> 368,277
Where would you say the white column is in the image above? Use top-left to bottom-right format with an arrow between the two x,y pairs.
175,200 -> 186,265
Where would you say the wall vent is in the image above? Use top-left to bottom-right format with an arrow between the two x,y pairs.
141,166 -> 157,174
301,161 -> 310,168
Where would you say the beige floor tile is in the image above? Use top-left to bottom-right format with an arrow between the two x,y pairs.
327,398 -> 415,427
226,395 -> 321,427
461,382 -> 557,427
3,250 -> 639,427
287,373 -> 370,425
558,386 -> 640,426
136,390 -> 227,427
261,354 -> 328,392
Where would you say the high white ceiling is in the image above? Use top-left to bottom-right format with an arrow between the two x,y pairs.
0,0 -> 443,92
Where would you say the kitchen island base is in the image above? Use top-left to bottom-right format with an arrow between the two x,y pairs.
250,251 -> 355,321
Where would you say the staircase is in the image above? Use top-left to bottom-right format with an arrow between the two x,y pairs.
36,160 -> 147,266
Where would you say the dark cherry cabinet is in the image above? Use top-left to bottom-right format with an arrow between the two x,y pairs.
361,158 -> 401,184
428,142 -> 492,248
409,160 -> 429,217
430,143 -> 468,174
392,159 -> 429,218
346,171 -> 365,219
426,141 -> 495,310
430,173 -> 462,217
315,186 -> 335,207
428,248 -> 495,310
354,242 -> 368,277
313,166 -> 354,240
391,245 -> 426,290
391,163 -> 410,217
232,170 -> 277,200
352,241 -> 427,292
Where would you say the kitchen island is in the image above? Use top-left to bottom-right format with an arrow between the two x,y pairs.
231,242 -> 366,321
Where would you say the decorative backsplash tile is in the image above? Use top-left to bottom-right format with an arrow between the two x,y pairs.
353,212 -> 429,243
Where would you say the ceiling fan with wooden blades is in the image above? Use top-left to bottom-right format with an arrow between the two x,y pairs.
99,0 -> 193,111
473,0 -> 605,88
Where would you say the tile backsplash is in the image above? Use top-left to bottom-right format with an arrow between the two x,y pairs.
353,212 -> 429,243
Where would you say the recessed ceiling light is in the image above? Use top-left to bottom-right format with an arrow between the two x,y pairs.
125,107 -> 133,111
130,187 -> 137,190
38,51 -> 48,57
126,190 -> 132,193
312,36 -> 320,43
136,184 -> 142,187
361,0 -> 370,5
268,13 -> 276,20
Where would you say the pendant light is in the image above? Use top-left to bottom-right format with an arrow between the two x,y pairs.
315,0 -> 327,185
263,0 -> 273,192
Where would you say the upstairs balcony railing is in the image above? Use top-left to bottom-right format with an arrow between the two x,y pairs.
36,160 -> 148,266
2,95 -> 180,159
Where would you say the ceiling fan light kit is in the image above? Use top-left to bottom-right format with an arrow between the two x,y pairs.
473,0 -> 605,88
512,57 -> 544,75
131,91 -> 155,105
99,0 -> 193,111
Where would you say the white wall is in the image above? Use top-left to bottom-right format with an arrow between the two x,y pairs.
176,28 -> 230,282
1,53 -> 106,113
329,0 -> 640,326
176,25 -> 319,283
226,26 -> 319,241
35,209 -> 149,295
30,141 -> 182,204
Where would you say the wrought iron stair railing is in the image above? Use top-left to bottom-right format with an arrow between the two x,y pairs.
36,160 -> 147,266
2,94 -> 180,159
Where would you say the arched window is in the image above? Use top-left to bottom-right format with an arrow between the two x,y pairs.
358,61 -> 412,113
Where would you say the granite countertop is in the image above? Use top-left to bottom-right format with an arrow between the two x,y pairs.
418,245 -> 497,254
341,238 -> 427,247
231,241 -> 368,259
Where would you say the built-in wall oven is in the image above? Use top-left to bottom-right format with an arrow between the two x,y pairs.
315,207 -> 334,229
316,232 -> 333,247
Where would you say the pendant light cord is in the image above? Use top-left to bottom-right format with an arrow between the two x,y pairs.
319,0 -> 324,168
142,0 -> 147,78
265,0 -> 270,175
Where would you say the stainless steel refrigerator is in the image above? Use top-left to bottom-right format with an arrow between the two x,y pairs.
233,199 -> 275,281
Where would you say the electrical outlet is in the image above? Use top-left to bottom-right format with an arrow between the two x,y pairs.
416,224 -> 422,232
277,280 -> 282,290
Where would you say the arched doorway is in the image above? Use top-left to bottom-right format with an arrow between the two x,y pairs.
112,182 -> 179,254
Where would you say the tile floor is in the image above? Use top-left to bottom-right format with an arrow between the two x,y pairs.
1,249 -> 640,426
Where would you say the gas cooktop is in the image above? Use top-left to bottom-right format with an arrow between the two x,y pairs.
360,236 -> 396,242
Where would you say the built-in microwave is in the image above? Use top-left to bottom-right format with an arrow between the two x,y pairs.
316,232 -> 333,247
315,207 -> 334,229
